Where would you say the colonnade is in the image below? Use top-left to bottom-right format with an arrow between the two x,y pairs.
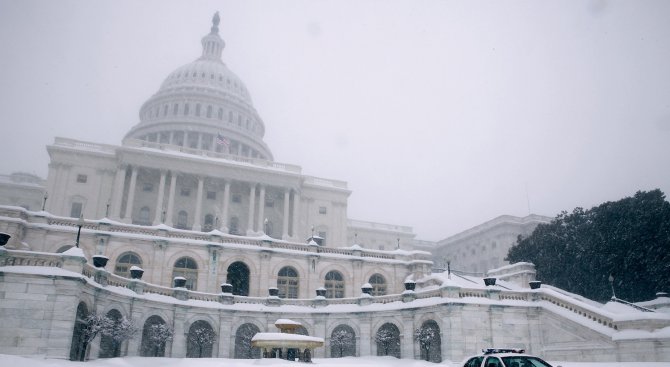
109,164 -> 301,239
138,129 -> 266,160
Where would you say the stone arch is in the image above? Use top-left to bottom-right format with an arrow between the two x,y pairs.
375,322 -> 401,358
226,261 -> 250,296
234,323 -> 261,359
99,309 -> 123,358
416,319 -> 441,362
140,315 -> 170,357
186,320 -> 216,358
69,301 -> 90,361
330,324 -> 356,357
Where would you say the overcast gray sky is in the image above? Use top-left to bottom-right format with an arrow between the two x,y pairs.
1,0 -> 669,241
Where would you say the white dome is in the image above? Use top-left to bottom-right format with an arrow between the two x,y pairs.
123,12 -> 273,161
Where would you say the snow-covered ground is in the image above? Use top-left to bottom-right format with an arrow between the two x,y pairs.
1,355 -> 669,367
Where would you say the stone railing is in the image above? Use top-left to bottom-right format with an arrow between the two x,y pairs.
0,249 -> 63,267
3,247 -> 670,335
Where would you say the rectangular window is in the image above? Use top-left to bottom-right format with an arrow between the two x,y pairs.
318,231 -> 327,246
319,206 -> 327,214
180,188 -> 191,197
232,194 -> 242,203
265,199 -> 274,207
206,191 -> 216,200
142,183 -> 153,192
70,202 -> 83,218
76,174 -> 87,183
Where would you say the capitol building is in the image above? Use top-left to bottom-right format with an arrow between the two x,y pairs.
0,13 -> 668,363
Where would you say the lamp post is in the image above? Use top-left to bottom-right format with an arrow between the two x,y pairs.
75,214 -> 85,248
609,274 -> 617,300
41,192 -> 48,211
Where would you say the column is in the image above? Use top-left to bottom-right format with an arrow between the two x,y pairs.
247,183 -> 256,235
291,190 -> 301,240
153,170 -> 167,225
110,164 -> 127,220
220,181 -> 231,232
123,166 -> 138,222
165,172 -> 177,227
401,311 -> 415,359
193,176 -> 204,231
282,188 -> 290,240
257,185 -> 266,233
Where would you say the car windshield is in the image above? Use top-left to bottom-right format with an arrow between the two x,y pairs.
501,356 -> 553,367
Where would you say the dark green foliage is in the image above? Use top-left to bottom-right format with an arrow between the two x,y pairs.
507,189 -> 670,302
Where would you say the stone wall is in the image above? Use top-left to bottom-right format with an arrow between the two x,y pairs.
1,248 -> 669,362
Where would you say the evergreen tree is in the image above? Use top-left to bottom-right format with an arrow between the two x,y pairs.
507,189 -> 670,302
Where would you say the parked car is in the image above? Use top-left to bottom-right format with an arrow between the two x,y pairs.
462,348 -> 557,367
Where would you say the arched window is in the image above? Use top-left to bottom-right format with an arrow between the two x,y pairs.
176,210 -> 188,229
203,214 -> 214,232
114,252 -> 142,278
173,257 -> 198,290
226,261 -> 250,296
206,105 -> 212,118
234,323 -> 260,359
369,274 -> 387,296
137,206 -> 150,225
186,320 -> 216,358
140,315 -> 172,357
99,309 -> 123,358
229,216 -> 239,235
330,324 -> 356,357
325,270 -> 345,298
69,302 -> 89,361
277,266 -> 299,299
375,323 -> 400,358
416,320 -> 441,362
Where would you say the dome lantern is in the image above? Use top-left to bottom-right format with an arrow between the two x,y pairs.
200,11 -> 225,62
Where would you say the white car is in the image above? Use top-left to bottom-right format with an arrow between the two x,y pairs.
462,348 -> 557,367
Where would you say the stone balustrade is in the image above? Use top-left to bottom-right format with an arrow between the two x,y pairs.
3,246 -> 668,335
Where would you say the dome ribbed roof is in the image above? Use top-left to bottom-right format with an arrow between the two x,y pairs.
123,12 -> 273,161
158,59 -> 253,105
